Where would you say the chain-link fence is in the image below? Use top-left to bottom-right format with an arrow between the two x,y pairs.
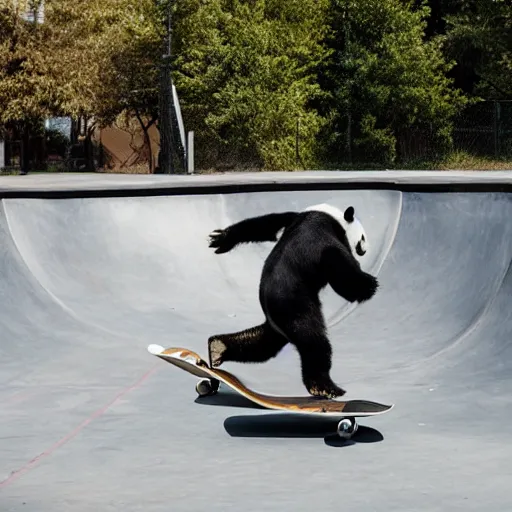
1,100 -> 511,174
452,100 -> 512,159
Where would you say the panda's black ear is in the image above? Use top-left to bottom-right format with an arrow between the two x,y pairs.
344,206 -> 355,223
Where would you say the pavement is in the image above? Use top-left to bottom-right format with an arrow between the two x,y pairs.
0,171 -> 511,511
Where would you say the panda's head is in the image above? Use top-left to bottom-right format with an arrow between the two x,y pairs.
342,206 -> 368,256
303,203 -> 368,257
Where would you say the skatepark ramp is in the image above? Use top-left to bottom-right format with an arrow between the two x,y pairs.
1,171 -> 511,511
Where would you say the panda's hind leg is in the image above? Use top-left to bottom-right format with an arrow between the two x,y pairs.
275,307 -> 346,399
295,332 -> 346,399
208,322 -> 287,368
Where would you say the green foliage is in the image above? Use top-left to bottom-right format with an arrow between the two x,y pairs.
1,0 -> 509,170
0,0 -> 159,122
173,0 -> 331,170
443,0 -> 512,99
94,0 -> 163,126
355,115 -> 397,163
322,0 -> 468,164
0,1 -> 54,123
0,0 -> 120,124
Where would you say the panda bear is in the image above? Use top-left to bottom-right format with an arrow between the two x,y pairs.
207,203 -> 378,398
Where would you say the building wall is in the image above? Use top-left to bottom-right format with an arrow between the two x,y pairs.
93,122 -> 160,172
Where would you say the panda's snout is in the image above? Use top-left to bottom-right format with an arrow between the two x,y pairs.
356,240 -> 366,256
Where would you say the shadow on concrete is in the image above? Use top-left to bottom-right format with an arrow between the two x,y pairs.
223,413 -> 384,447
194,390 -> 264,410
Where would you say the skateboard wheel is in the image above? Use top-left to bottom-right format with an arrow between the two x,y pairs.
195,379 -> 217,397
337,418 -> 358,439
196,379 -> 212,397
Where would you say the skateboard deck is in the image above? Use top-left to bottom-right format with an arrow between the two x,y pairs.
148,344 -> 393,439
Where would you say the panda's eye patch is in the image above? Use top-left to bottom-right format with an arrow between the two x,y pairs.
362,235 -> 365,241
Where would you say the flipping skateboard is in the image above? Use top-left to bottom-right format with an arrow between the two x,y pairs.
147,344 -> 393,439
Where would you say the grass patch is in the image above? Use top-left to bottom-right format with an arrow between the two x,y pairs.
431,151 -> 512,171
97,163 -> 152,174
309,151 -> 512,172
2,151 -> 511,175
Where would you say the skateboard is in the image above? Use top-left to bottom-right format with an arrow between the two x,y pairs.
147,344 -> 393,439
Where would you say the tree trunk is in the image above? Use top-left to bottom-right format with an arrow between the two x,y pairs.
20,122 -> 30,175
135,110 -> 157,173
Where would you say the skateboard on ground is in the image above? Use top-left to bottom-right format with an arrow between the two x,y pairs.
148,344 -> 393,439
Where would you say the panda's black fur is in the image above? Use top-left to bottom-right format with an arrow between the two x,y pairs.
207,206 -> 379,398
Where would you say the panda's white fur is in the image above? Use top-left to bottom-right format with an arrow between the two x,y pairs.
303,203 -> 368,257
275,227 -> 286,241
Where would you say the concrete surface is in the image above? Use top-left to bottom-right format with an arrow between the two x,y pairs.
1,172 -> 511,511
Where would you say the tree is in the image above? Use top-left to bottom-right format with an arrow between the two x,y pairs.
0,1 -> 56,124
93,0 -> 164,172
1,0 -> 175,172
0,1 -> 61,171
173,0 -> 331,170
320,0 -> 467,164
0,0 -> 117,170
443,0 -> 512,99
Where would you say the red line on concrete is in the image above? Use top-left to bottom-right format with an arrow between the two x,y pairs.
0,365 -> 159,489
4,390 -> 37,406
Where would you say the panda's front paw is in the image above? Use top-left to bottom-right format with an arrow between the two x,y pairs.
356,272 -> 379,302
208,228 -> 233,254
